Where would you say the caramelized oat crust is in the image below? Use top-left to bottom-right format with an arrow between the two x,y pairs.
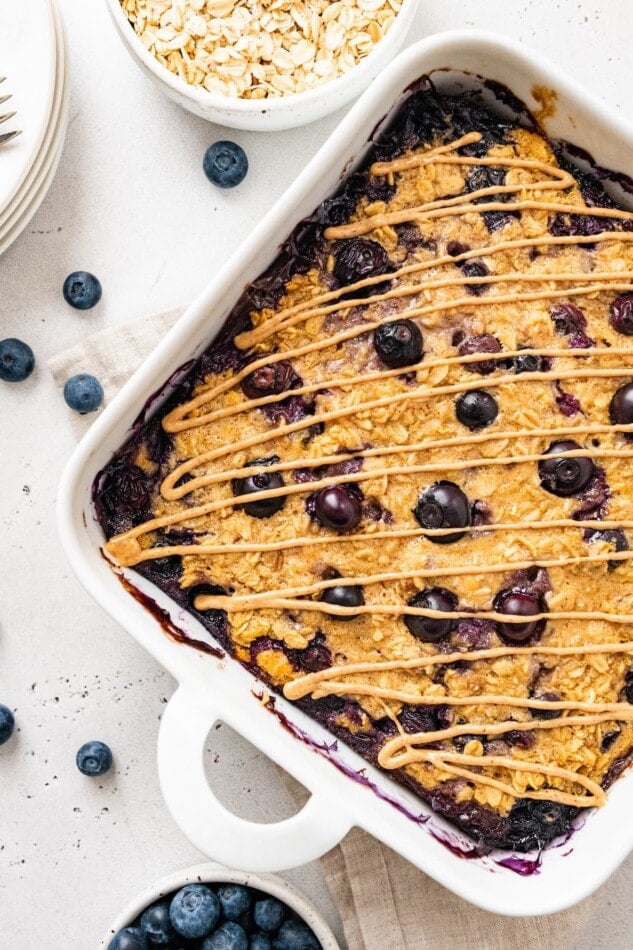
94,82 -> 633,852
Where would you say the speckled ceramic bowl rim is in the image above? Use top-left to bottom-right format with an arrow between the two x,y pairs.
100,863 -> 340,948
104,0 -> 417,119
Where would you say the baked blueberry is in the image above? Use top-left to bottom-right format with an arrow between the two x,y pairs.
0,704 -> 15,745
609,381 -> 633,438
509,351 -> 545,374
0,338 -> 35,382
460,259 -> 490,294
538,440 -> 595,496
63,373 -> 104,413
170,884 -> 220,939
108,928 -> 148,950
609,294 -> 633,335
457,334 -> 502,374
272,919 -> 320,950
333,238 -> 391,287
504,799 -> 574,852
202,921 -> 248,950
217,885 -> 251,921
493,588 -> 546,643
373,319 -> 423,368
233,458 -> 286,518
253,898 -> 285,933
529,690 -> 562,720
76,740 -> 113,776
313,485 -> 362,532
203,141 -> 248,188
63,271 -> 102,310
140,900 -> 176,945
455,390 -> 498,429
413,481 -> 471,543
241,361 -> 297,400
404,587 -> 457,642
320,583 -> 365,620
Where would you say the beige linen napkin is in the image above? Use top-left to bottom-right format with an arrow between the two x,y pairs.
50,308 -> 598,950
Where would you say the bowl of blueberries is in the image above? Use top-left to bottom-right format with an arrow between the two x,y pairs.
102,864 -> 339,950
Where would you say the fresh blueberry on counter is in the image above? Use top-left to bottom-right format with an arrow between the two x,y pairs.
0,337 -> 35,382
63,373 -> 104,413
202,921 -> 249,950
217,884 -> 251,921
272,919 -> 320,950
250,934 -> 273,950
253,898 -> 286,933
170,884 -> 220,939
75,740 -> 113,776
108,927 -> 149,950
140,899 -> 176,944
0,704 -> 15,745
62,271 -> 102,310
203,141 -> 249,188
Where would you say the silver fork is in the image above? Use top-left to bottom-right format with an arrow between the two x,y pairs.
0,77 -> 22,148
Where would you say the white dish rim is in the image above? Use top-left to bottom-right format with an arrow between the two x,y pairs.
58,31 -> 633,917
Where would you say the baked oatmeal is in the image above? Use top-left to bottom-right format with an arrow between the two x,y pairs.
94,79 -> 633,852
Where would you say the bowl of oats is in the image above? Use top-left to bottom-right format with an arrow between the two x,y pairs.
106,0 -> 416,130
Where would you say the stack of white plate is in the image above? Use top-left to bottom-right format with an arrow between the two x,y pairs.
0,0 -> 68,257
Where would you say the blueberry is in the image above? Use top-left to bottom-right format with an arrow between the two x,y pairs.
373,319 -> 423,368
232,458 -> 286,519
170,884 -> 220,939
528,690 -> 562,720
413,481 -> 471,544
610,381 -> 633,438
241,361 -> 297,400
320,583 -> 365,621
140,900 -> 176,945
63,373 -> 104,413
0,338 -> 35,382
63,271 -> 102,310
504,799 -> 574,851
457,334 -> 502,375
76,740 -> 113,776
509,352 -> 545,374
253,898 -> 286,933
250,935 -> 272,950
203,141 -> 248,188
0,704 -> 15,745
538,440 -> 595,496
333,238 -> 391,287
455,390 -> 498,430
202,921 -> 248,950
272,919 -> 320,950
313,485 -> 362,532
609,294 -> 633,335
217,885 -> 251,921
404,587 -> 457,642
460,259 -> 489,294
493,589 -> 546,643
109,927 -> 148,950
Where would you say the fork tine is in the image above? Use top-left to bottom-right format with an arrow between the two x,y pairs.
0,111 -> 16,125
0,130 -> 22,147
0,93 -> 12,105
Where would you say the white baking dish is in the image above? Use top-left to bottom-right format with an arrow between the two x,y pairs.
58,32 -> 633,916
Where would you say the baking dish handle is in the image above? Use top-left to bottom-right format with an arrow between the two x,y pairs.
157,686 -> 352,871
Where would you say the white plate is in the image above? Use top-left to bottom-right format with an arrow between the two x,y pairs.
59,33 -> 633,917
0,0 -> 68,256
0,0 -> 57,216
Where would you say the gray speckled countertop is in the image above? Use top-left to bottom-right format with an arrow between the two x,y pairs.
2,1 -> 632,946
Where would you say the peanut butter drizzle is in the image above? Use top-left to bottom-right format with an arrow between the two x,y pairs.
234,271 -> 633,352
164,342 -> 633,436
118,518 -> 633,568
193,549 -> 633,612
107,130 -> 633,809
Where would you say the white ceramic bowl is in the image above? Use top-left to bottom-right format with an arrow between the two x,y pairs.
104,0 -> 417,131
100,863 -> 340,948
